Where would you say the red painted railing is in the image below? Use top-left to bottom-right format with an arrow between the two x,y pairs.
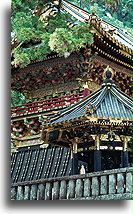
11,93 -> 83,116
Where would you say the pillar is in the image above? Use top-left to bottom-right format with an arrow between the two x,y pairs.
94,135 -> 101,172
71,143 -> 79,175
122,137 -> 129,167
122,151 -> 129,167
71,153 -> 79,175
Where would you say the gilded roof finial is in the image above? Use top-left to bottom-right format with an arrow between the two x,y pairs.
103,66 -> 114,80
102,66 -> 115,85
91,9 -> 96,15
89,9 -> 99,26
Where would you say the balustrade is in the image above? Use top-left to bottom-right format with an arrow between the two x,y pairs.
11,167 -> 132,200
11,93 -> 83,116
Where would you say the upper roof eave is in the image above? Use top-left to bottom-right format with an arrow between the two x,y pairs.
61,0 -> 132,55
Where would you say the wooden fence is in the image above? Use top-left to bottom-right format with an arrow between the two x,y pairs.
11,167 -> 132,200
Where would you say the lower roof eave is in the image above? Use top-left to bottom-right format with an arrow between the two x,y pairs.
43,116 -> 132,130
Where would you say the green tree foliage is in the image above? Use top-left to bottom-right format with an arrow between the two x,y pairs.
11,91 -> 26,107
11,0 -> 94,105
11,0 -> 94,68
49,23 -> 93,56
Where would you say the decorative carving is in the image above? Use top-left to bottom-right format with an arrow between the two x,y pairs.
11,52 -> 131,98
84,103 -> 96,116
107,130 -> 116,142
11,117 -> 42,140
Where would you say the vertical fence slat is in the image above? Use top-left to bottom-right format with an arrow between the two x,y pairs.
45,182 -> 52,200
24,186 -> 30,200
37,184 -> 45,200
109,174 -> 116,194
67,180 -> 75,199
100,175 -> 107,195
11,187 -> 16,200
126,172 -> 132,193
75,179 -> 83,198
30,185 -> 37,200
117,173 -> 124,194
16,186 -> 24,200
53,181 -> 60,200
84,178 -> 91,197
59,180 -> 67,199
92,177 -> 99,196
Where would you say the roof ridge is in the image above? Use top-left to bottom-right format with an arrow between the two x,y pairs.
110,87 -> 132,109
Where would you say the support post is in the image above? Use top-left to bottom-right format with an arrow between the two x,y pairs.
121,137 -> 129,167
94,135 -> 101,172
94,150 -> 101,172
122,151 -> 129,167
71,143 -> 78,175
71,153 -> 79,175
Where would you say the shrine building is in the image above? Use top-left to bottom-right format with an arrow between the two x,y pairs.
11,1 -> 132,200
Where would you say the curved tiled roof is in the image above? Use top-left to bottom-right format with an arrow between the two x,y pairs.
46,74 -> 132,126
61,0 -> 132,50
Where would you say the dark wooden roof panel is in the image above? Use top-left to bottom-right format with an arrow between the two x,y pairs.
11,147 -> 71,184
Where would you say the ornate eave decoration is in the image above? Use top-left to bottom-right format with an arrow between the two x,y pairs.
41,67 -> 132,148
61,0 -> 132,58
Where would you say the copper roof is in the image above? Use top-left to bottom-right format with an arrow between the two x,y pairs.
44,69 -> 132,127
